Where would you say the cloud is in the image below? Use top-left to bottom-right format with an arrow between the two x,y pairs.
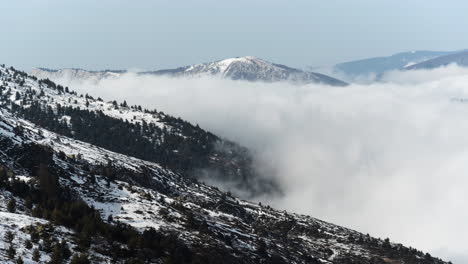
46,66 -> 468,262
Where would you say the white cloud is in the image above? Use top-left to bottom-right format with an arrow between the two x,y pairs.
46,66 -> 468,263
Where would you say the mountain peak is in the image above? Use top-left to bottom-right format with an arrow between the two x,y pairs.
183,56 -> 273,76
221,56 -> 260,61
32,57 -> 348,86
162,56 -> 348,86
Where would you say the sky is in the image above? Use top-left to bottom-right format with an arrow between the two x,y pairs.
2,0 -> 468,71
3,0 -> 468,262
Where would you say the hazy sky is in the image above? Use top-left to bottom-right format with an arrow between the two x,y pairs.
2,0 -> 468,70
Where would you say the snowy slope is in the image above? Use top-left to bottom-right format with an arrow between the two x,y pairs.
0,102 -> 447,264
3,64 -> 275,199
0,64 -> 448,263
31,68 -> 124,84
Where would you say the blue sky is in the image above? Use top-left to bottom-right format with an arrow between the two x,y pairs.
2,0 -> 468,70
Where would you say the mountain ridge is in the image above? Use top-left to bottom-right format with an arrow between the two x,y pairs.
32,56 -> 348,86
333,50 -> 465,77
405,50 -> 468,70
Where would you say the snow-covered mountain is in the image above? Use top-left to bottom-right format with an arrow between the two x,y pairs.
405,50 -> 468,70
32,56 -> 348,86
31,68 -> 124,83
146,56 -> 348,86
0,64 -> 448,263
333,50 -> 462,77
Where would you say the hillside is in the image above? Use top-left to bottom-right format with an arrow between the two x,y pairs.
0,64 -> 448,263
5,65 -> 276,199
31,68 -> 124,84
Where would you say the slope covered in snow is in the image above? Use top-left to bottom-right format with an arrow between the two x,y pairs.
3,65 -> 276,199
31,68 -> 124,84
0,64 -> 449,263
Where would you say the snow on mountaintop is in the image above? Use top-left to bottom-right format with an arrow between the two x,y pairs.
31,68 -> 124,84
148,56 -> 349,86
32,56 -> 348,86
182,56 -> 270,76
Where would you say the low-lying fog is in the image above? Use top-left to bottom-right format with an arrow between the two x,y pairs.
47,64 -> 468,262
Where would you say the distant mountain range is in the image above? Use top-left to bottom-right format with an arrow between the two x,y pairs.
333,50 -> 466,76
405,50 -> 468,70
34,51 -> 468,87
32,56 -> 348,86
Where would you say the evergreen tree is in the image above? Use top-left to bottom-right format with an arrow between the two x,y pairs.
24,239 -> 33,249
30,229 -> 40,243
15,257 -> 24,264
257,239 -> 268,257
6,244 -> 16,259
4,230 -> 14,243
32,248 -> 41,262
25,196 -> 33,210
70,253 -> 91,264
7,198 -> 16,213
38,163 -> 58,198
49,243 -> 65,264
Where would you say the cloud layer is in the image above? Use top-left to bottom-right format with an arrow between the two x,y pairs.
48,66 -> 468,263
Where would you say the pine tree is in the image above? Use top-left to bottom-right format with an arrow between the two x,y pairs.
25,196 -> 33,210
49,243 -> 64,264
24,239 -> 33,249
42,236 -> 53,253
38,163 -> 58,198
4,230 -> 14,243
7,198 -> 16,213
257,239 -> 267,257
15,257 -> 24,264
32,248 -> 41,262
70,253 -> 91,264
6,244 -> 16,259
